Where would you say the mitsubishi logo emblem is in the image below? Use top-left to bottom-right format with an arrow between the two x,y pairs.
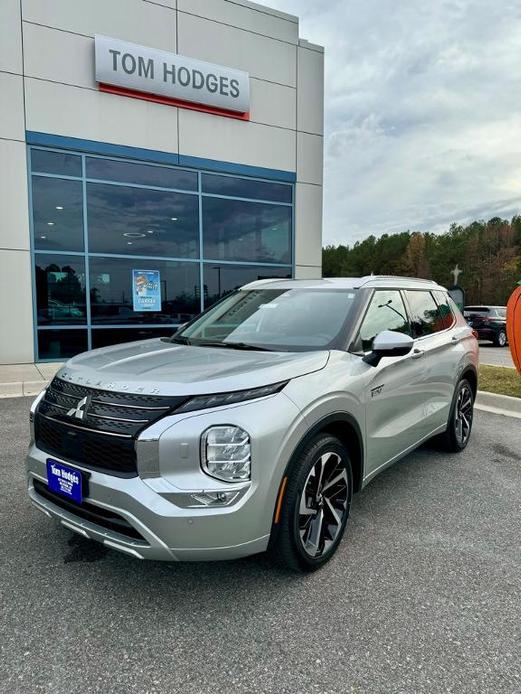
66,395 -> 91,421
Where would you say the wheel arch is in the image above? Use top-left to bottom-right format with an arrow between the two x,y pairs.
285,412 -> 364,494
461,364 -> 478,397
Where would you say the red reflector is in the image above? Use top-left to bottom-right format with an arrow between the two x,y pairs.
472,329 -> 479,339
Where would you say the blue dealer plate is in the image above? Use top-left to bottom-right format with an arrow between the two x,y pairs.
46,459 -> 83,504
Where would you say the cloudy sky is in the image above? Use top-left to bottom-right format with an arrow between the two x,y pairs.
269,0 -> 521,246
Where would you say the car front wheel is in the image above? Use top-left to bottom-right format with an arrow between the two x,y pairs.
269,434 -> 352,572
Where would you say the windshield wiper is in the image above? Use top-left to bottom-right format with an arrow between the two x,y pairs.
170,335 -> 191,345
189,340 -> 273,351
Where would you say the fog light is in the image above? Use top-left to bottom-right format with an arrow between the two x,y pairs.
201,426 -> 251,482
189,490 -> 239,507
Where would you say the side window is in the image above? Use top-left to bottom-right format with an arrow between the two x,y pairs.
433,290 -> 455,330
358,290 -> 410,352
405,290 -> 443,337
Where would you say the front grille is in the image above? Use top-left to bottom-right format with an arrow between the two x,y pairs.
33,479 -> 146,541
35,377 -> 187,476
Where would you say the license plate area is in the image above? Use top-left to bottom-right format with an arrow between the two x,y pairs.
46,459 -> 90,504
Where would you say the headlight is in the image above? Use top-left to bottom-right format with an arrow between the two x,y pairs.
176,381 -> 287,414
201,425 -> 251,482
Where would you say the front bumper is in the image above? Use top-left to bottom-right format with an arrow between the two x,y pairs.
27,446 -> 271,561
27,392 -> 300,561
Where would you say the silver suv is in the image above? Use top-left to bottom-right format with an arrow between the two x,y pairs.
27,276 -> 478,571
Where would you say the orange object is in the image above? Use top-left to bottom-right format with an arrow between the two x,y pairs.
506,285 -> 521,374
273,476 -> 288,524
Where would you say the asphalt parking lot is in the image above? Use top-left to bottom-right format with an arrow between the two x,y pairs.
1,397 -> 520,694
479,344 -> 514,368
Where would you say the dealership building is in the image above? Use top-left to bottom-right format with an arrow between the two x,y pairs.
0,0 -> 324,364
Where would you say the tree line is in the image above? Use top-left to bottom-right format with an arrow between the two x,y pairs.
322,216 -> 521,305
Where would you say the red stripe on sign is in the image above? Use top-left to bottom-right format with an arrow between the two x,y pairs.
99,83 -> 250,121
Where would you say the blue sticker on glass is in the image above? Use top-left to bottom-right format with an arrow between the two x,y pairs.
46,459 -> 83,504
132,269 -> 161,312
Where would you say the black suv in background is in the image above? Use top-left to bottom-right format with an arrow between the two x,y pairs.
463,305 -> 508,347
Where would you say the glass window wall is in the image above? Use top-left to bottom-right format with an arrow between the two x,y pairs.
30,147 -> 294,359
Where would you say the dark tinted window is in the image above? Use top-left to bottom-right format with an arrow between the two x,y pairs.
433,290 -> 455,330
35,254 -> 86,325
38,329 -> 88,359
91,327 -> 174,349
359,290 -> 410,351
86,158 -> 197,191
89,257 -> 200,325
31,149 -> 82,177
203,198 -> 291,263
203,264 -> 291,307
32,177 -> 84,252
405,290 -> 443,337
202,174 -> 292,203
87,183 -> 199,257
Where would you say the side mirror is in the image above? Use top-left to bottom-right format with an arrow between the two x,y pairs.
362,330 -> 413,367
174,323 -> 187,334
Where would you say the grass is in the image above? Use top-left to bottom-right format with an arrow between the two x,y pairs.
478,364 -> 521,398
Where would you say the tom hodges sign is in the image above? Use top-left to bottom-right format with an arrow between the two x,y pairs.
95,35 -> 250,117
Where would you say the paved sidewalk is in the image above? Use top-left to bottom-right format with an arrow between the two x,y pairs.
0,363 -> 62,398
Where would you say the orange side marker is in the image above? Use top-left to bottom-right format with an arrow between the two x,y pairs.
274,476 -> 288,524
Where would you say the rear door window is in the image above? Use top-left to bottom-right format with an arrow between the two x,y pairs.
404,290 -> 444,338
433,291 -> 455,330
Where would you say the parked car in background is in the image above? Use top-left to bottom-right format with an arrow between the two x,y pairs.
27,276 -> 478,572
463,305 -> 508,347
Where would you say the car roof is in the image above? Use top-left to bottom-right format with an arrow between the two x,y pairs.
242,275 -> 445,291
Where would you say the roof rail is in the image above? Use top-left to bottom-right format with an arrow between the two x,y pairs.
357,275 -> 438,287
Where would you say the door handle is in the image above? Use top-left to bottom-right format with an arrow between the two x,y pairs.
411,348 -> 424,359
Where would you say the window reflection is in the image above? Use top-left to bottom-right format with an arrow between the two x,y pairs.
203,264 -> 291,307
35,255 -> 87,325
86,158 -> 197,191
31,149 -> 81,177
89,257 -> 200,324
202,173 -> 292,203
32,177 -> 84,252
38,330 -> 88,359
87,183 -> 199,257
91,327 -> 174,349
203,198 -> 291,263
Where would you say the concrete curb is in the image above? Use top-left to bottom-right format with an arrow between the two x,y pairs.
475,390 -> 521,419
0,380 -> 49,399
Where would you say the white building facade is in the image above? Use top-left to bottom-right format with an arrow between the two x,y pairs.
0,0 -> 324,363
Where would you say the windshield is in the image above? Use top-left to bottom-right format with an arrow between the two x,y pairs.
174,288 -> 357,351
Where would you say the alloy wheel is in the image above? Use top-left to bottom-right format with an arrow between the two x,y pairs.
454,384 -> 473,446
498,331 -> 507,347
298,452 -> 349,558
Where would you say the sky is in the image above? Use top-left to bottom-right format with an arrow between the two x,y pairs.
268,0 -> 521,246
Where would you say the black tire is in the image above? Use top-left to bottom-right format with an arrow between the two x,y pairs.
268,434 -> 352,572
494,330 -> 507,347
437,378 -> 474,452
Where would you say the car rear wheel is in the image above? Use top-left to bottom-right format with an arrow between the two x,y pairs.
269,434 -> 352,572
438,378 -> 474,452
494,330 -> 507,347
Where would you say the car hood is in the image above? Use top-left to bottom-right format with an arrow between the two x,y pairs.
56,338 -> 330,396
